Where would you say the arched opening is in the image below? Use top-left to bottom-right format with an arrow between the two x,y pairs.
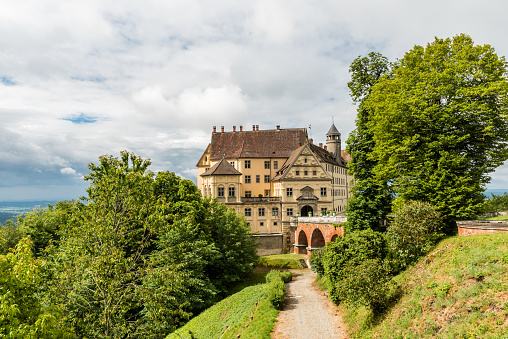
301,205 -> 313,216
331,234 -> 338,242
297,230 -> 308,254
311,228 -> 325,248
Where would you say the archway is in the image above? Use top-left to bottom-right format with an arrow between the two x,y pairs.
331,234 -> 338,242
301,205 -> 313,216
311,228 -> 325,248
297,230 -> 308,254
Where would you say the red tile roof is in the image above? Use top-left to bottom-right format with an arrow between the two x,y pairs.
210,128 -> 307,160
201,158 -> 242,176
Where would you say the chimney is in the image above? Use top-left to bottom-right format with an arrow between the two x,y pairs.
309,138 -> 313,144
324,145 -> 327,150
276,125 -> 280,130
252,125 -> 256,131
213,126 -> 216,132
240,125 -> 243,131
221,126 -> 224,132
319,143 -> 323,148
256,125 -> 259,131
233,126 -> 236,132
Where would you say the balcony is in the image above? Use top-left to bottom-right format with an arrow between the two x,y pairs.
241,196 -> 281,203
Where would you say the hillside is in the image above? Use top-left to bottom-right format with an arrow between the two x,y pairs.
341,232 -> 508,338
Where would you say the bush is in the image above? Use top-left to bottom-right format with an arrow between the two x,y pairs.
265,270 -> 290,309
309,248 -> 326,276
323,229 -> 388,304
387,201 -> 442,271
266,270 -> 292,283
335,259 -> 391,312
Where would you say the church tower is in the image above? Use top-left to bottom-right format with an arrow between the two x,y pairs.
326,122 -> 341,161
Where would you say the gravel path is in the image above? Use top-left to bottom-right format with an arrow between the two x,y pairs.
271,269 -> 348,339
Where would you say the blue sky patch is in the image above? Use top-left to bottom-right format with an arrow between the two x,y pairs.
62,113 -> 98,124
1,76 -> 16,86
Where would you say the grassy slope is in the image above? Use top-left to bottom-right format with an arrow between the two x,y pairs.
341,233 -> 508,338
478,215 -> 508,221
166,282 -> 278,339
256,254 -> 304,269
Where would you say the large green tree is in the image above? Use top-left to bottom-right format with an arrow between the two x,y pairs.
346,52 -> 393,232
367,34 -> 508,230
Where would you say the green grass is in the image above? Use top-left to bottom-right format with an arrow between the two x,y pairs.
478,215 -> 508,221
256,254 -> 304,269
167,270 -> 289,339
339,233 -> 508,338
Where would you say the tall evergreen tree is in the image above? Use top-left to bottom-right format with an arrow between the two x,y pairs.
346,52 -> 393,232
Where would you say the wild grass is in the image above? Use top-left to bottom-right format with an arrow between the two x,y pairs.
478,215 -> 508,221
167,270 -> 290,339
340,232 -> 508,338
256,253 -> 304,269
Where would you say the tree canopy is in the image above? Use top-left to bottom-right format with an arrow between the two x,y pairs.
365,34 -> 508,229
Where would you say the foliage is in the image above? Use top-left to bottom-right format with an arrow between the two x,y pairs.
0,237 -> 75,338
346,52 -> 393,232
483,192 -> 508,213
256,254 -> 303,269
336,259 -> 391,312
309,247 -> 326,276
0,220 -> 23,255
265,269 -> 293,284
340,233 -> 508,338
48,152 -> 257,338
16,200 -> 75,256
167,271 -> 285,339
366,34 -> 508,232
323,229 -> 388,304
386,201 -> 443,272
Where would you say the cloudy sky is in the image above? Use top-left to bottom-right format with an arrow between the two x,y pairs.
1,0 -> 508,201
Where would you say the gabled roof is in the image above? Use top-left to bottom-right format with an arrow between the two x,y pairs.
327,123 -> 340,135
272,145 -> 305,181
201,158 -> 242,176
210,128 -> 307,160
310,143 -> 342,166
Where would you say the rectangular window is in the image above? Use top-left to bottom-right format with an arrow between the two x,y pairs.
295,170 -> 300,176
304,170 -> 308,176
245,175 -> 251,184
260,221 -> 264,227
286,208 -> 293,216
256,175 -> 260,183
304,158 -> 307,163
272,207 -> 279,216
244,208 -> 252,217
274,161 -> 278,169
273,221 -> 278,226
321,187 -> 327,196
264,189 -> 270,196
230,161 -> 235,167
264,175 -> 270,183
218,187 -> 224,197
321,207 -> 327,213
245,160 -> 251,169
258,208 -> 265,216
286,188 -> 293,197
229,187 -> 235,197
245,191 -> 252,198
264,161 -> 270,169
313,170 -> 317,176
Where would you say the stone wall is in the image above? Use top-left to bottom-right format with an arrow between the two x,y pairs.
457,220 -> 508,236
252,233 -> 283,256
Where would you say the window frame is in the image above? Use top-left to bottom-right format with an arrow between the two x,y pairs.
244,160 -> 251,169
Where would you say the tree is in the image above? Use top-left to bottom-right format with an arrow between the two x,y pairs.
367,34 -> 508,231
346,52 -> 393,232
0,237 -> 75,338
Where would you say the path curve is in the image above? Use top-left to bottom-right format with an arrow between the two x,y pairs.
271,269 -> 348,339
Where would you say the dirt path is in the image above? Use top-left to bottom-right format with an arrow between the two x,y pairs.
271,269 -> 348,339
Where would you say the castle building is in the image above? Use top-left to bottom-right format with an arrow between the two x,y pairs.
196,124 -> 353,253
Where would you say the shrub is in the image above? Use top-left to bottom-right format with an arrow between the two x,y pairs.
387,201 -> 442,271
266,270 -> 292,284
323,229 -> 388,304
265,270 -> 290,309
309,248 -> 326,276
335,259 -> 391,312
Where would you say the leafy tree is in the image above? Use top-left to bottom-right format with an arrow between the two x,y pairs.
0,220 -> 23,254
367,34 -> 508,232
483,192 -> 508,212
346,52 -> 393,232
0,237 -> 74,338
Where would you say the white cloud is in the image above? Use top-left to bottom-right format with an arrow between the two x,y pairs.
1,0 -> 508,200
